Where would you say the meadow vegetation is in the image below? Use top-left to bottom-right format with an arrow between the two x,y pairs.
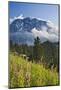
9,52 -> 59,88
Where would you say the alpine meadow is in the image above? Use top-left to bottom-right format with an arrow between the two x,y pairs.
9,2 -> 60,88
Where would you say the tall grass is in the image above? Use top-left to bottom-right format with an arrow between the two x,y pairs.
9,52 -> 59,88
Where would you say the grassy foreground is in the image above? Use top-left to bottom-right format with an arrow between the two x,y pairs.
9,52 -> 59,88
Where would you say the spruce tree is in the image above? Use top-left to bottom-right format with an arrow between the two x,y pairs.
33,37 -> 41,62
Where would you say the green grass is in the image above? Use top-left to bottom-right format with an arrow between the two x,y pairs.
9,52 -> 59,88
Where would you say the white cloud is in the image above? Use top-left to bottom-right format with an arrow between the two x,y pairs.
47,20 -> 55,28
31,21 -> 59,43
41,26 -> 48,31
47,20 -> 59,35
10,18 -> 14,24
10,14 -> 24,24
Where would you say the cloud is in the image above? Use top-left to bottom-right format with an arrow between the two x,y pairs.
10,18 -> 14,24
10,14 -> 24,24
47,20 -> 55,28
47,20 -> 59,35
31,20 -> 59,43
10,31 -> 34,45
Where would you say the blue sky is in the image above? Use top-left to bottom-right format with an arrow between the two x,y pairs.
9,2 -> 59,26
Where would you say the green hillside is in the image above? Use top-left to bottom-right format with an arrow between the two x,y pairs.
9,52 -> 59,88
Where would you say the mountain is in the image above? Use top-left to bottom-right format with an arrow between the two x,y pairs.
9,17 -> 59,45
10,17 -> 47,33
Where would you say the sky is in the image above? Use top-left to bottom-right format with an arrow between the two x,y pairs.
9,1 -> 59,26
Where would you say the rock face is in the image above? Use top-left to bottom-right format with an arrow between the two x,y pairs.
10,17 -> 47,33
